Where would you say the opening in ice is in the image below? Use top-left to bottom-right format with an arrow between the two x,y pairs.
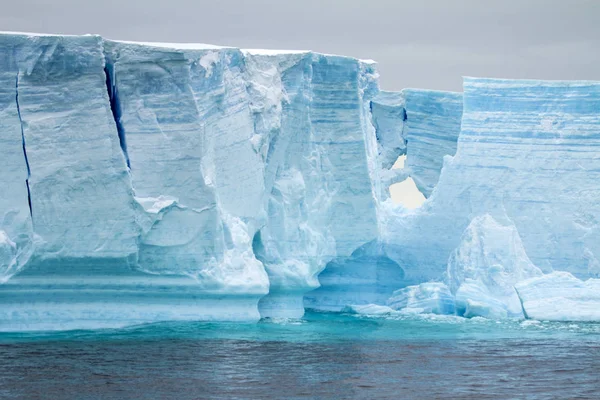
392,154 -> 406,169
388,155 -> 425,209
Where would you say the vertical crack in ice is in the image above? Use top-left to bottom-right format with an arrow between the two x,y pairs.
103,60 -> 131,169
514,286 -> 530,320
15,73 -> 32,218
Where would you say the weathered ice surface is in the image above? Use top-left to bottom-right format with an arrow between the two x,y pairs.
515,272 -> 600,322
387,282 -> 455,315
0,32 -> 386,329
402,89 -> 462,197
303,88 -> 464,312
370,91 -> 406,171
249,52 -> 381,317
382,77 -> 600,295
300,58 -> 394,313
0,34 -> 34,282
447,214 -> 542,319
103,41 -> 268,296
14,34 -> 140,259
1,31 -> 600,329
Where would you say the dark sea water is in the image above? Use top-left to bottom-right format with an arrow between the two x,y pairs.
1,311 -> 599,399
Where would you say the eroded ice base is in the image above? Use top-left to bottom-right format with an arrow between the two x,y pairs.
0,259 -> 264,331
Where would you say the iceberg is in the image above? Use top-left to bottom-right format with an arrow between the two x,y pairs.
1,31 -> 600,330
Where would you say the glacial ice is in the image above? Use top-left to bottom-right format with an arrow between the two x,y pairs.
341,304 -> 396,315
1,31 -> 600,330
381,77 -> 600,308
401,89 -> 462,197
387,282 -> 455,315
515,272 -> 600,321
447,214 -> 542,319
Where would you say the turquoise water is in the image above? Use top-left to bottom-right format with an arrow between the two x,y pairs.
1,311 -> 600,399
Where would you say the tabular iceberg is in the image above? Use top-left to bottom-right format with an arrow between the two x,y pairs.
1,31 -> 599,330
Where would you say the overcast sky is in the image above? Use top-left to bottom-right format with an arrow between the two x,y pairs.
2,0 -> 599,91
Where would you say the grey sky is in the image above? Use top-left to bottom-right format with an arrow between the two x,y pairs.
2,0 -> 599,91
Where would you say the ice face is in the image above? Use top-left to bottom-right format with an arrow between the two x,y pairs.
515,272 -> 600,322
0,34 -> 34,281
401,89 -> 462,197
14,35 -> 140,260
447,214 -> 542,318
257,54 -> 380,317
1,32 -> 600,329
383,77 -> 600,295
370,91 -> 406,171
0,33 -> 386,329
103,41 -> 268,295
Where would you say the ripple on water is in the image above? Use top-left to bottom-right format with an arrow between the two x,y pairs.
0,312 -> 600,399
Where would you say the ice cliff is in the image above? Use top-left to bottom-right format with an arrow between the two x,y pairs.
1,32 -> 599,331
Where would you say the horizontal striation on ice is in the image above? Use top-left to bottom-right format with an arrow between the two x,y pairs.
383,77 -> 600,295
0,33 -> 389,329
370,91 -> 406,170
256,53 -> 381,317
515,272 -> 600,322
401,89 -> 462,197
2,31 -> 600,328
455,78 -> 600,277
0,260 -> 263,331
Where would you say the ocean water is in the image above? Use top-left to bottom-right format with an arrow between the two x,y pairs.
1,311 -> 599,399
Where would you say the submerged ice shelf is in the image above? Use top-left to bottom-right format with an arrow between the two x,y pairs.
1,32 -> 599,331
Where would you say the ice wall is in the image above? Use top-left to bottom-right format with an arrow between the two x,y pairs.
103,41 -> 268,293
254,53 -> 380,316
304,87 -> 464,311
0,35 -> 34,282
15,35 -> 140,259
383,78 -> 600,294
1,32 -> 600,329
0,33 -> 385,329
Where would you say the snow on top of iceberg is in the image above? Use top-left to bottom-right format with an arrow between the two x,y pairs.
112,39 -> 226,50
463,76 -> 600,87
0,31 -> 93,38
243,48 -> 376,64
242,49 -> 310,55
